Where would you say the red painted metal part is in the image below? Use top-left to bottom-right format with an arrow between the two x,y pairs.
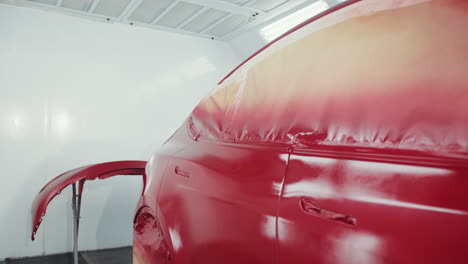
31,0 -> 468,263
31,160 -> 146,241
194,0 -> 468,157
278,152 -> 468,264
134,0 -> 468,263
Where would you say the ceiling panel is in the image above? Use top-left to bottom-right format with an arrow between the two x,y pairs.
93,0 -> 132,18
9,0 -> 311,40
182,8 -> 229,33
250,0 -> 289,11
28,0 -> 56,5
128,0 -> 173,24
156,2 -> 203,28
62,0 -> 94,11
219,0 -> 250,5
206,14 -> 251,37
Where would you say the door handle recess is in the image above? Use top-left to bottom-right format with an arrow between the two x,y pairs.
300,197 -> 356,226
174,166 -> 190,178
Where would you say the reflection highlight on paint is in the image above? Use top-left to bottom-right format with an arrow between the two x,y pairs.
285,178 -> 468,215
329,232 -> 383,264
262,215 -> 276,240
272,181 -> 283,195
284,179 -> 335,199
293,155 -> 336,166
279,153 -> 289,163
352,195 -> 468,215
347,160 -> 450,177
169,228 -> 182,252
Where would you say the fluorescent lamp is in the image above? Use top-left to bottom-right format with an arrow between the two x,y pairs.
260,0 -> 329,42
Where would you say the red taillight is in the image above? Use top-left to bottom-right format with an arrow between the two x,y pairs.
134,206 -> 157,235
133,206 -> 171,263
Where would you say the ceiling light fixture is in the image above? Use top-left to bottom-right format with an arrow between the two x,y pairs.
260,0 -> 329,42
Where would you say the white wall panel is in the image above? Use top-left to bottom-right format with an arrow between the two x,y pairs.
0,3 -> 240,260
228,29 -> 267,60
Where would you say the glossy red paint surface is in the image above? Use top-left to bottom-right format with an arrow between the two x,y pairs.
32,0 -> 468,263
278,153 -> 468,264
30,160 -> 146,240
136,0 -> 468,263
156,142 -> 287,263
192,0 -> 468,157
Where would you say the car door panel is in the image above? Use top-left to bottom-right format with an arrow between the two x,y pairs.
278,153 -> 468,264
156,140 -> 288,264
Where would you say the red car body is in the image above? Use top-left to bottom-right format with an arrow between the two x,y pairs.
32,0 -> 468,263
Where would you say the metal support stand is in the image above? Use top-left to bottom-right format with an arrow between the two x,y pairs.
71,183 -> 82,264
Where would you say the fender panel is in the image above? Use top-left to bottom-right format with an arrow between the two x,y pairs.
31,160 -> 146,240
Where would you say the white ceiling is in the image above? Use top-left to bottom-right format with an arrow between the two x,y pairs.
0,0 -> 342,41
